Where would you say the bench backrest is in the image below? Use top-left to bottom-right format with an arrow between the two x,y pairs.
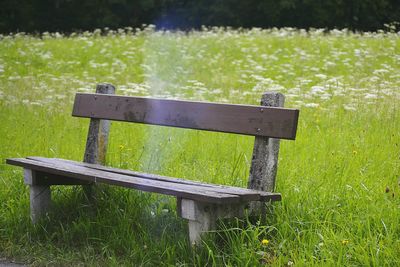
72,84 -> 299,196
72,93 -> 299,140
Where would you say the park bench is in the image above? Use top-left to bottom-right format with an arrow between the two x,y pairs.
6,84 -> 299,245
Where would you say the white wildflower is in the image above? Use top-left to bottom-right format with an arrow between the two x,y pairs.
315,74 -> 327,79
343,104 -> 356,111
304,103 -> 319,108
310,86 -> 326,95
365,93 -> 378,99
373,69 -> 389,75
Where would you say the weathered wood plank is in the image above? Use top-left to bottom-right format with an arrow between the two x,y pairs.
27,157 -> 281,202
24,167 -> 90,185
33,171 -> 91,185
7,158 -> 242,204
72,93 -> 299,139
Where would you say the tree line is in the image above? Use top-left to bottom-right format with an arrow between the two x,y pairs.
1,0 -> 399,33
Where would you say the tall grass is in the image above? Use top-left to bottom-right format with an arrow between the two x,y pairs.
0,27 -> 399,266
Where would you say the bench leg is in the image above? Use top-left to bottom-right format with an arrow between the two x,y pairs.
177,198 -> 247,245
24,169 -> 51,223
179,199 -> 216,246
30,185 -> 51,223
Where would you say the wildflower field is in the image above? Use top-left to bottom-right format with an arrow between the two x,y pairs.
0,27 -> 399,266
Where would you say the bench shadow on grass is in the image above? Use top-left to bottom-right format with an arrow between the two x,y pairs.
29,186 -> 192,264
25,186 -> 280,265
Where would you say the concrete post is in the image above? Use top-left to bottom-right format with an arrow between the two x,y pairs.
83,83 -> 115,199
248,92 -> 285,214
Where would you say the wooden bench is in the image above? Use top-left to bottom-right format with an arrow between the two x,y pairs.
6,84 -> 299,245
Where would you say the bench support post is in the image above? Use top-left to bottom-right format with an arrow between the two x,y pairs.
83,83 -> 116,199
178,198 -> 246,245
24,169 -> 51,223
179,199 -> 216,245
248,92 -> 284,215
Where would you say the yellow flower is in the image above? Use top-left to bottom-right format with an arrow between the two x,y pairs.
342,239 -> 349,245
119,144 -> 125,150
261,239 -> 269,246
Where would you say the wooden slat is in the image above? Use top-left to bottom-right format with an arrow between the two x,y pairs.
7,158 -> 246,204
28,157 -> 281,202
72,93 -> 299,139
32,171 -> 91,185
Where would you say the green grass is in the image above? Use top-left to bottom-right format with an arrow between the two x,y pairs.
0,27 -> 399,266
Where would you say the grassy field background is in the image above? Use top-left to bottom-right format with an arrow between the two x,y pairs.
0,27 -> 399,266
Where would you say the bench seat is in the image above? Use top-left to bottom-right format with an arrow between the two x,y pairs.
6,157 -> 281,205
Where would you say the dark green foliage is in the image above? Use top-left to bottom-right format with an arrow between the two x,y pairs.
0,0 -> 399,33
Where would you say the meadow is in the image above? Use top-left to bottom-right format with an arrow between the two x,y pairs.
0,27 -> 399,266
